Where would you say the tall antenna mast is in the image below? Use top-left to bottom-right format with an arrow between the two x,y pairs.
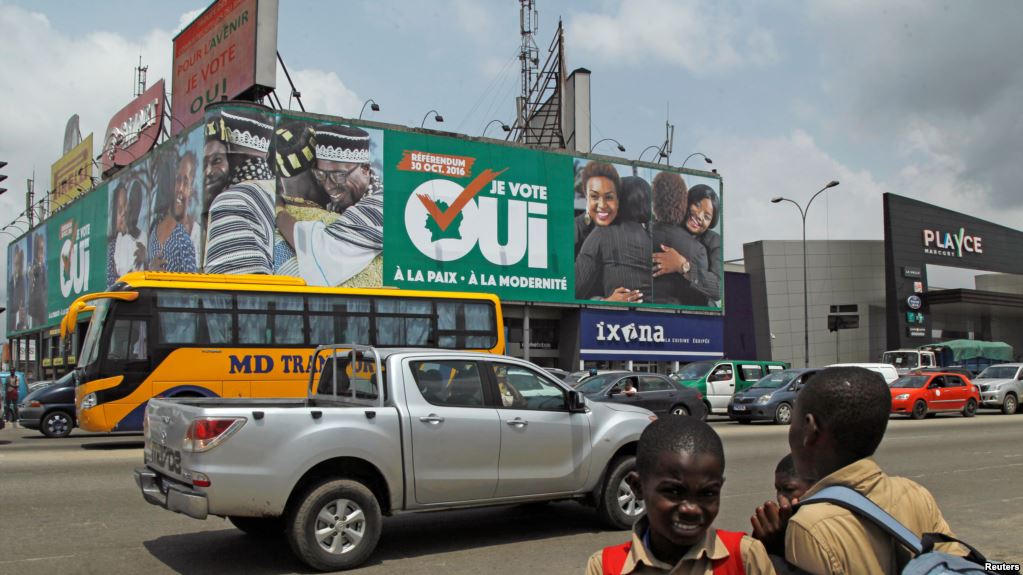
516,0 -> 539,134
134,55 -> 149,97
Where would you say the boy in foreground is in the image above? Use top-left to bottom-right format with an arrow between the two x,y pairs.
587,417 -> 774,574
785,366 -> 964,574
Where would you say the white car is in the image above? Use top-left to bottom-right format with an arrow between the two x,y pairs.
826,363 -> 899,385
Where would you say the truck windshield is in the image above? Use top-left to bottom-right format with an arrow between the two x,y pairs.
674,360 -> 716,381
977,366 -> 1018,379
883,352 -> 919,369
751,370 -> 800,389
77,299 -> 111,370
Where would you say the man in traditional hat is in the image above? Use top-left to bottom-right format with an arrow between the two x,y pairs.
275,123 -> 384,287
203,105 -> 277,275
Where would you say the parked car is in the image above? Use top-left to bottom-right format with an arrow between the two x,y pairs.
672,360 -> 789,415
889,372 -> 980,419
972,363 -> 1022,414
564,369 -> 615,387
27,378 -> 57,394
18,372 -> 77,437
135,346 -> 654,572
544,367 -> 570,380
574,371 -> 707,419
727,368 -> 819,425
827,363 -> 900,385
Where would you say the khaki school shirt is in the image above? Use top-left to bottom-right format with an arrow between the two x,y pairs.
785,458 -> 964,575
585,517 -> 775,574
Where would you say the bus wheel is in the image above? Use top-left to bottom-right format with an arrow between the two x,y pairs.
286,478 -> 382,572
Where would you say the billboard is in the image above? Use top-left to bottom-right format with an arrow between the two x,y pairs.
579,308 -> 724,361
102,79 -> 165,174
200,103 -> 724,312
105,125 -> 205,286
47,187 -> 108,324
171,0 -> 278,135
883,193 -> 1023,348
50,133 -> 94,210
5,103 -> 723,339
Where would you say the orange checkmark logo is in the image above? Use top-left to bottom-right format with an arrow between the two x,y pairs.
416,168 -> 508,231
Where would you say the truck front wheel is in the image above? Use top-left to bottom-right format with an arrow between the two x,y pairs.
596,455 -> 644,530
286,479 -> 382,572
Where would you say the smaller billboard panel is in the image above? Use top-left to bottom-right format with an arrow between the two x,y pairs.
50,134 -> 93,210
47,187 -> 109,325
102,79 -> 165,174
171,0 -> 277,134
579,308 -> 724,362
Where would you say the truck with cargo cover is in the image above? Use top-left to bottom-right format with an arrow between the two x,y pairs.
134,345 -> 656,571
882,339 -> 1014,376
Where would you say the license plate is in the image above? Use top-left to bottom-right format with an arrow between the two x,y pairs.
149,442 -> 182,475
732,404 -> 746,411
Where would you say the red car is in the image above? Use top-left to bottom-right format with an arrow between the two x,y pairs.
890,372 -> 980,420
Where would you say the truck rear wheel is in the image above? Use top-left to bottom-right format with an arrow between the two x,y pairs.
229,516 -> 284,538
596,455 -> 643,530
286,479 -> 382,572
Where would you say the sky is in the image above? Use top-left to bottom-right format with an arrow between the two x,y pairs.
2,0 -> 1022,319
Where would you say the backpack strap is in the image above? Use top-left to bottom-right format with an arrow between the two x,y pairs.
796,485 -> 923,555
712,530 -> 747,575
601,542 -> 632,575
920,532 -> 990,565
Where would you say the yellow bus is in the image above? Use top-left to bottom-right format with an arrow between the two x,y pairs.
65,272 -> 504,432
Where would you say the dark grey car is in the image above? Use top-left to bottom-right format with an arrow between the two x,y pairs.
728,368 -> 818,424
574,371 -> 707,420
18,372 -> 77,437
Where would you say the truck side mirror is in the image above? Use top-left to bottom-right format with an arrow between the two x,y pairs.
568,390 -> 588,413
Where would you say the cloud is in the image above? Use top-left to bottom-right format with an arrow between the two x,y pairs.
701,127 -> 1023,261
274,67 -> 361,118
806,0 -> 1023,210
567,0 -> 778,72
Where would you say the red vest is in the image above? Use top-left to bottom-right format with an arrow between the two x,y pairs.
601,529 -> 746,575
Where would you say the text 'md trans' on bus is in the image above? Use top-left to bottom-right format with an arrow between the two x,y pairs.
64,272 -> 505,433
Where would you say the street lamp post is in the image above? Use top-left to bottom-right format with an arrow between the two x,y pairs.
590,138 -> 626,153
771,180 -> 841,367
481,120 -> 512,137
638,145 -> 665,163
681,152 -> 713,170
358,99 -> 380,120
420,110 -> 444,128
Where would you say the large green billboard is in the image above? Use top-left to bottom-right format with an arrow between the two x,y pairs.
5,103 -> 723,338
383,130 -> 575,302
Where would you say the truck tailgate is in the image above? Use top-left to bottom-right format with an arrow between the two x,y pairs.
143,398 -> 200,484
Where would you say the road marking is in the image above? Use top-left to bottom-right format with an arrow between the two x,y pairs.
0,554 -> 76,564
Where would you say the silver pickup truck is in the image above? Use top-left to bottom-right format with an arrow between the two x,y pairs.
134,345 -> 655,571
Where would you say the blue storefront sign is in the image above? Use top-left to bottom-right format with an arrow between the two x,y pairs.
580,309 -> 724,362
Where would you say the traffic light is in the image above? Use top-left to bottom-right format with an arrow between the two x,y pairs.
0,160 -> 7,195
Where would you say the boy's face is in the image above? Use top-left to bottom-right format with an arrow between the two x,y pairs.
629,450 -> 723,551
775,471 -> 813,504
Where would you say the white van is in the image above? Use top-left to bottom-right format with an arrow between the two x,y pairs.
826,363 -> 899,385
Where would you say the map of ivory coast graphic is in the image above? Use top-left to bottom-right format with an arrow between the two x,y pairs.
424,200 -> 464,242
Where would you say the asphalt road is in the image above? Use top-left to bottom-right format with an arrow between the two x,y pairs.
1,412 -> 1021,574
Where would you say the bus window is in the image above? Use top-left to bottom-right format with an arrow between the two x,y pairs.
108,319 -> 147,361
237,294 -> 306,345
376,298 -> 433,346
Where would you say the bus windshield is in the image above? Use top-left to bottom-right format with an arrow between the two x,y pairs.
77,299 -> 111,370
